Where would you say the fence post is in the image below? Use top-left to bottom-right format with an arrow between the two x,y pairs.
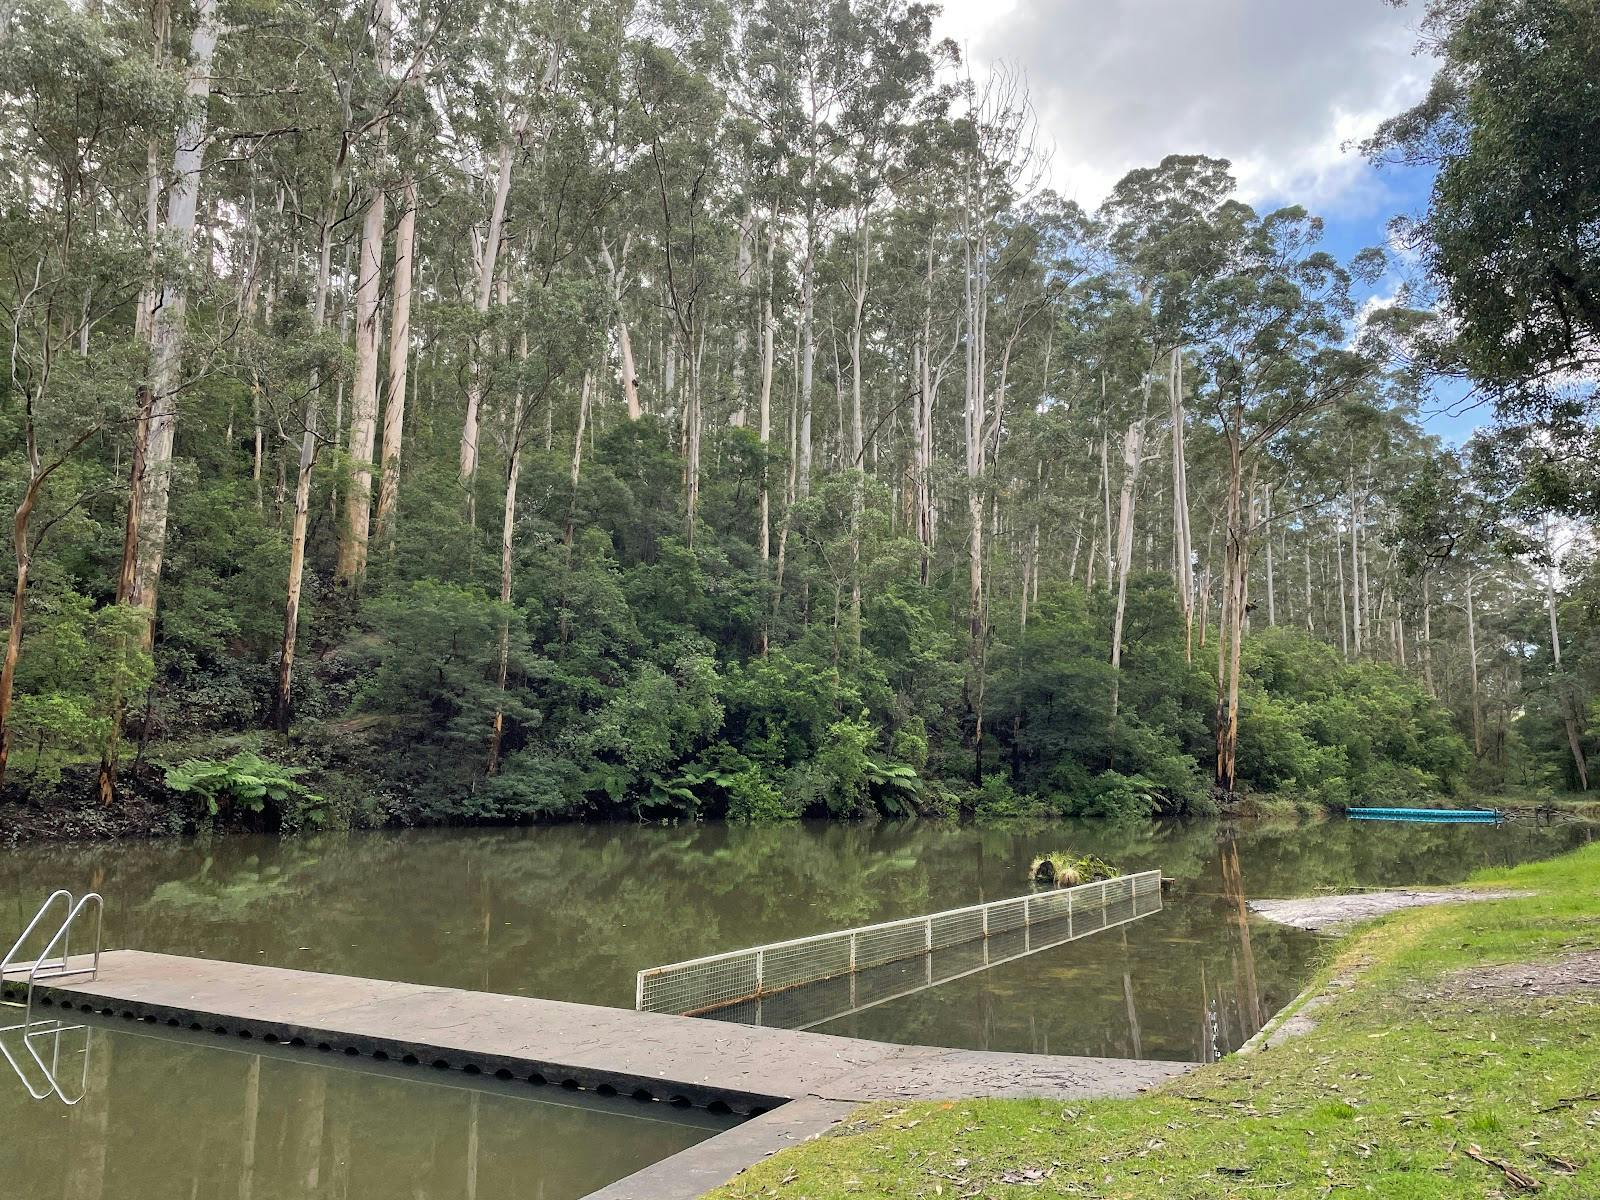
756,948 -> 765,997
849,931 -> 858,973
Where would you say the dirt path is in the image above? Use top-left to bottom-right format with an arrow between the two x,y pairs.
1247,888 -> 1532,933
1419,948 -> 1600,1001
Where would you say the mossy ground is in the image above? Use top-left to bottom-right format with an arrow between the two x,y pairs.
714,843 -> 1600,1199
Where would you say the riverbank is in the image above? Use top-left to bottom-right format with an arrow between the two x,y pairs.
709,841 -> 1600,1199
0,779 -> 186,845
8,768 -> 1594,847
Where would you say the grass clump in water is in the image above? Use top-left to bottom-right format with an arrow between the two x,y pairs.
1027,851 -> 1120,888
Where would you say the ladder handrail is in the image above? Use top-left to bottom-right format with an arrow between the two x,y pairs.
22,1018 -> 90,1105
26,894 -> 103,1005
2,891 -> 102,1107
0,1027 -> 54,1101
1,889 -> 75,978
0,1017 -> 90,1105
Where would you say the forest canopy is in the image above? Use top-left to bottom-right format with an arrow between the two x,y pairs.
0,0 -> 1592,831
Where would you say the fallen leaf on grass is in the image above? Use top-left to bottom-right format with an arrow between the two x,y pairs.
997,1167 -> 1051,1186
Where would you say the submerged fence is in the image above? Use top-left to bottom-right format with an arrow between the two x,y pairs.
699,878 -> 1163,1032
636,869 -> 1164,1017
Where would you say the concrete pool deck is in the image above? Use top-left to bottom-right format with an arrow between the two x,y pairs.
7,949 -> 1193,1197
9,960 -> 1190,1200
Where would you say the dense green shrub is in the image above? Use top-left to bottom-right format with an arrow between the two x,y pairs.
163,750 -> 326,829
1233,629 -> 1470,804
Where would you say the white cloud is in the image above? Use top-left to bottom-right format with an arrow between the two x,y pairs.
937,0 -> 1435,212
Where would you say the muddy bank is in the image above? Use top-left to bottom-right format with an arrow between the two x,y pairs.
1248,888 -> 1533,932
0,772 -> 184,846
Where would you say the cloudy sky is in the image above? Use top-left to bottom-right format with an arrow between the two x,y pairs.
937,0 -> 1478,440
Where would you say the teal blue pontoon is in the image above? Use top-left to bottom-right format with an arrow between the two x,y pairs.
1347,806 -> 1503,823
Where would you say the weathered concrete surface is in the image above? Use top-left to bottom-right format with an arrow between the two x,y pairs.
12,950 -> 1192,1116
812,1044 -> 1185,1101
1248,889 -> 1532,933
584,1099 -> 857,1200
1236,975 -> 1357,1055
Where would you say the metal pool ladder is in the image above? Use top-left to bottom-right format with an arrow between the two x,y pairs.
1,890 -> 104,1104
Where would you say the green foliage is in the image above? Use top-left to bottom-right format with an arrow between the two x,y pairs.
0,0 -> 1551,831
969,775 -> 1041,823
1234,628 -> 1470,805
988,581 -> 1211,814
356,581 -> 538,776
8,592 -> 151,782
579,653 -> 724,817
163,751 -> 326,829
1064,771 -> 1164,821
715,752 -> 802,823
473,752 -> 587,822
814,716 -> 876,816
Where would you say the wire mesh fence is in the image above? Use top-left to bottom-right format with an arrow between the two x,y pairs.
695,882 -> 1160,1032
637,869 -> 1163,1017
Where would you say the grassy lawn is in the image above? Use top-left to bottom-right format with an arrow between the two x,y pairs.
715,844 -> 1600,1199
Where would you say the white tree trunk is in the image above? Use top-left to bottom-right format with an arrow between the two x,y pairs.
1544,525 -> 1589,788
374,175 -> 416,548
758,227 -> 775,566
564,371 -> 592,546
486,391 -> 523,776
337,3 -> 393,589
1263,484 -> 1276,626
129,0 -> 221,627
460,111 -> 530,491
731,206 -> 756,427
599,236 -> 641,420
797,215 -> 816,499
1348,477 -> 1362,655
847,212 -> 869,646
1169,348 -> 1195,659
1109,419 -> 1146,720
1465,569 -> 1482,758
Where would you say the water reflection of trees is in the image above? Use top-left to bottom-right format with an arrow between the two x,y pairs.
0,819 -> 1585,1056
1,1026 -> 711,1200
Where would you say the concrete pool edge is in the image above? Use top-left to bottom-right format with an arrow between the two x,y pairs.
582,1098 -> 859,1200
583,1046 -> 1200,1199
1248,888 -> 1535,933
8,950 -> 1194,1198
7,950 -> 1192,1110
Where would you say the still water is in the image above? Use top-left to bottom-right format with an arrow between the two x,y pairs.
0,816 -> 1588,1199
